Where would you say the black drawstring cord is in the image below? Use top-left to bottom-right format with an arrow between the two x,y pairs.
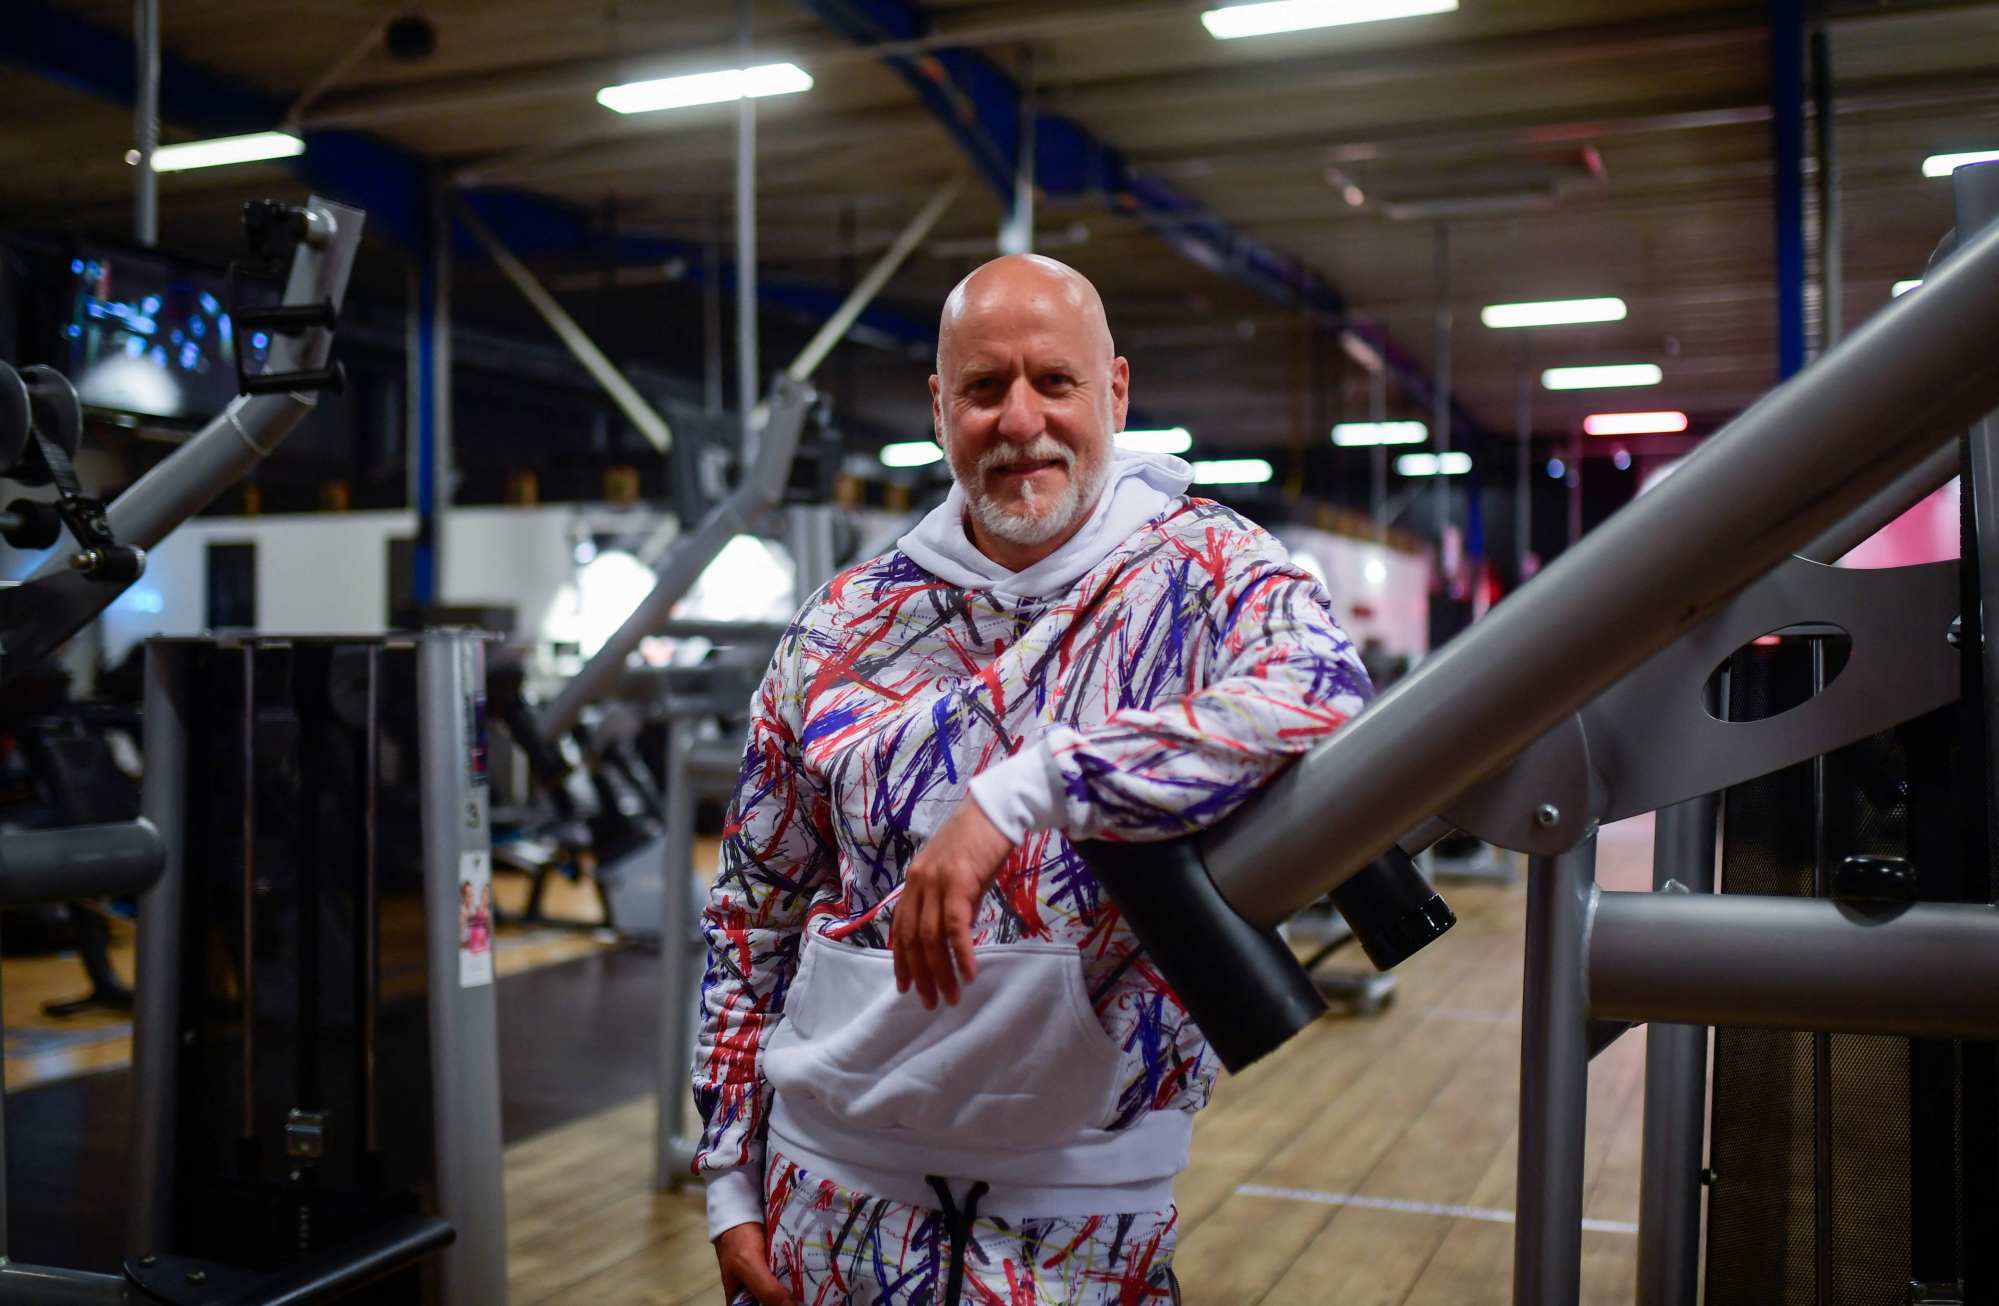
924,1174 -> 990,1305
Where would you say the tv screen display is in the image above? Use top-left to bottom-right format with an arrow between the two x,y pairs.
60,246 -> 272,426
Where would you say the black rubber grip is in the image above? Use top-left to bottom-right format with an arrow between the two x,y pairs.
1074,835 -> 1327,1073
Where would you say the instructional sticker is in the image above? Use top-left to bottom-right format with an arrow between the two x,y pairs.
457,849 -> 494,988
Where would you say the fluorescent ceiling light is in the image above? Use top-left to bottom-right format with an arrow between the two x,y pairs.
1542,363 -> 1662,391
1480,297 -> 1627,329
1190,458 -> 1274,485
1202,0 -> 1456,39
1396,451 -> 1472,477
1583,410 -> 1688,437
1893,279 -> 1923,297
599,62 -> 812,115
1922,149 -> 1999,178
879,440 -> 943,468
1116,427 -> 1193,454
1332,420 -> 1427,446
141,131 -> 304,173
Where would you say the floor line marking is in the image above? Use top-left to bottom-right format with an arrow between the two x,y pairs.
1234,1183 -> 1639,1235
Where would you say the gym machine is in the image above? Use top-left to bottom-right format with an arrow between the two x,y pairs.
483,377 -> 814,940
0,194 -> 508,1304
1077,159 -> 1999,1304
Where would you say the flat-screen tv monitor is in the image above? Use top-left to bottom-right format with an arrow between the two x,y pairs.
59,245 -> 273,427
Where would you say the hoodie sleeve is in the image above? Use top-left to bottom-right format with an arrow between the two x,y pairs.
971,524 -> 1372,844
691,629 -> 836,1237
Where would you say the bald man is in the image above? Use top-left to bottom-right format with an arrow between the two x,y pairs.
693,255 -> 1371,1305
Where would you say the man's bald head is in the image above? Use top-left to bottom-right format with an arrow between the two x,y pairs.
927,253 -> 1131,568
936,254 -> 1115,375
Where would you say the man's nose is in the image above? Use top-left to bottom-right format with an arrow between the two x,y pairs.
995,376 -> 1042,440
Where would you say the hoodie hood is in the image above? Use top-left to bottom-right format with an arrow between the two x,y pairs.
897,450 -> 1193,599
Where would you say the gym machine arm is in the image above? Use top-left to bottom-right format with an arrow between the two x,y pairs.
1076,194 -> 1999,1073
0,195 -> 363,676
532,373 -> 815,745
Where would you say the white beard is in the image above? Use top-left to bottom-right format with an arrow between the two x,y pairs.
963,435 -> 1111,547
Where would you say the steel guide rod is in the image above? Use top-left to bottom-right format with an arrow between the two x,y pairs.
1514,838 -> 1595,1306
1201,199 -> 1999,929
1634,795 -> 1717,1306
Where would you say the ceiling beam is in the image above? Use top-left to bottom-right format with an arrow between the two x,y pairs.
1047,9 -> 1767,122
0,0 -> 934,355
796,0 -> 1486,442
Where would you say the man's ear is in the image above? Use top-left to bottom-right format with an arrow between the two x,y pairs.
929,373 -> 944,441
1110,357 -> 1131,430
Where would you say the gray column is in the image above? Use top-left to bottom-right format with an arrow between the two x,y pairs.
735,0 -> 759,460
1515,338 -> 1532,575
1636,795 -> 1718,1306
998,46 -> 1036,255
1515,836 -> 1596,1306
133,0 -> 158,248
655,718 -> 703,1190
1369,364 -> 1388,539
1431,223 -> 1453,550
1811,26 -> 1841,354
418,635 -> 508,1304
127,641 -> 190,1259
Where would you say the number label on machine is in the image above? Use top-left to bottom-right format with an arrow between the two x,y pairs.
458,848 -> 495,988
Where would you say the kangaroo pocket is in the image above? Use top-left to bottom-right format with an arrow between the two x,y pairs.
764,936 -> 1126,1151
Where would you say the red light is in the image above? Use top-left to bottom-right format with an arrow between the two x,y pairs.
1584,411 -> 1690,437
1753,634 -> 1782,647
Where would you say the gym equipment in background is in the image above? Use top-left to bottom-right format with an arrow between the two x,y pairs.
0,195 -> 509,1305
1076,160 -> 1999,1305
127,632 -> 498,1306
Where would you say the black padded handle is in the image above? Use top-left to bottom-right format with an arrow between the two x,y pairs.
1075,834 -> 1327,1073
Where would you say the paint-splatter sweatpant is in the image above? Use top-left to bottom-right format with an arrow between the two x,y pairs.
754,1148 -> 1181,1306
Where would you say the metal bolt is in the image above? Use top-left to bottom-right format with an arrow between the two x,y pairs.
1533,803 -> 1561,829
73,549 -> 103,573
1700,1167 -> 1719,1186
186,1269 -> 207,1285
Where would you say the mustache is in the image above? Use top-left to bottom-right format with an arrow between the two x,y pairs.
975,437 -> 1074,475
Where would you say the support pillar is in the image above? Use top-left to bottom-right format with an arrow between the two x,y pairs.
1635,795 -> 1717,1306
735,0 -> 760,460
1515,835 -> 1596,1306
132,0 -> 157,248
1771,0 -> 1807,379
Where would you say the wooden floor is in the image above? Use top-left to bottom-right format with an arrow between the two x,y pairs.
503,816 -> 1660,1306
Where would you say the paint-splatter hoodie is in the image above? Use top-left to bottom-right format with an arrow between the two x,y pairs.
693,451 -> 1373,1237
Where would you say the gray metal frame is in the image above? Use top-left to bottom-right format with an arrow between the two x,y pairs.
535,372 -> 814,741
1198,190 -> 1999,926
1091,161 -> 1999,1306
654,717 -> 745,1189
124,637 -> 505,1305
418,633 -> 509,1305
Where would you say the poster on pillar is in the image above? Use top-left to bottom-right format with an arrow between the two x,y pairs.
458,849 -> 494,988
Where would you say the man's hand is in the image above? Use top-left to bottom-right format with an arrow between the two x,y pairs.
715,1222 -> 794,1306
892,796 -> 1014,1008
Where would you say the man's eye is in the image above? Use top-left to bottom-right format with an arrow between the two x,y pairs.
1044,374 -> 1074,388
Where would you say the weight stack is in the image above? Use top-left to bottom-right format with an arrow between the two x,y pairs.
1703,636 -> 1971,1305
130,633 -> 506,1304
